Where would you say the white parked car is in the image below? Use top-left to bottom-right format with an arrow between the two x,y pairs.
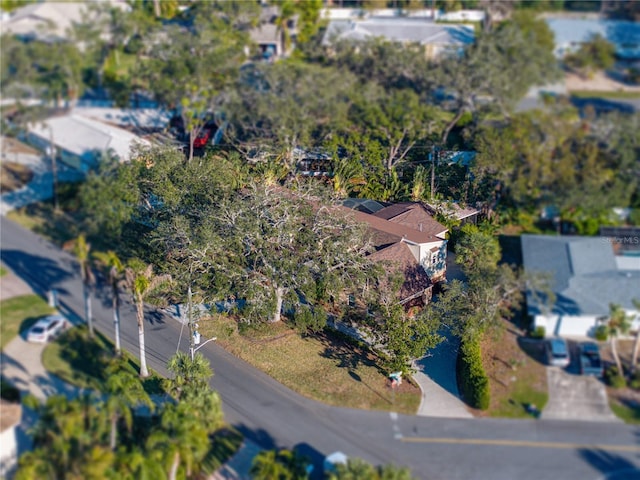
26,315 -> 66,343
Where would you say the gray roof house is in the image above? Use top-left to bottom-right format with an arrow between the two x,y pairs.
322,18 -> 475,59
522,234 -> 640,338
546,18 -> 640,59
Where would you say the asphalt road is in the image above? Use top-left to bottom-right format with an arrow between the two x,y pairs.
2,216 -> 640,480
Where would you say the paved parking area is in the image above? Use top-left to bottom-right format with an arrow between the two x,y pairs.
541,340 -> 620,422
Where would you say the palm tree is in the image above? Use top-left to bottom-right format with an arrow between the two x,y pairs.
65,234 -> 96,337
124,259 -> 171,378
105,360 -> 153,451
93,251 -> 125,355
165,352 -> 212,399
114,446 -> 166,480
250,450 -> 291,480
274,0 -> 297,57
630,299 -> 640,373
164,352 -> 223,433
147,402 -> 209,480
607,303 -> 632,376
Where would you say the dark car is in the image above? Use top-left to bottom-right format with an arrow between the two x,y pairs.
579,342 -> 603,377
546,337 -> 570,368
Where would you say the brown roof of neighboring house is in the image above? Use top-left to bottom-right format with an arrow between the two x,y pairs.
372,203 -> 448,239
370,242 -> 431,301
340,206 -> 444,245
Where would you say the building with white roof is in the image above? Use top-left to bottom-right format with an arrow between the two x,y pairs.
0,1 -> 128,43
322,17 -> 475,59
546,18 -> 640,60
27,113 -> 149,171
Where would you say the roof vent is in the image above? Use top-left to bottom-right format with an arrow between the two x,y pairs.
419,223 -> 423,232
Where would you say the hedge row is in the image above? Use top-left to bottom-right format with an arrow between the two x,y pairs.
457,336 -> 490,410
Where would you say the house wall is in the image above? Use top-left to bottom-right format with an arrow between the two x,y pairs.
418,240 -> 447,279
0,424 -> 19,477
535,311 -> 640,338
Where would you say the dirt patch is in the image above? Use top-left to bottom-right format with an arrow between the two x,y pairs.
1,162 -> 33,193
0,400 -> 21,431
1,137 -> 38,155
565,71 -> 640,93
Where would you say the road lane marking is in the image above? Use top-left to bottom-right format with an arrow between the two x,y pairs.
400,437 -> 640,453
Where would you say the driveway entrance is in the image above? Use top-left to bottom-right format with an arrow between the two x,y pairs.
541,341 -> 619,422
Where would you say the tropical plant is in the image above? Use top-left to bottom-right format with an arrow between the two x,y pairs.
147,402 -> 209,480
65,234 -> 96,338
105,360 -> 153,451
93,250 -> 125,354
607,303 -> 633,376
17,394 -> 112,480
165,352 -> 224,433
629,299 -> 640,373
124,259 -> 171,377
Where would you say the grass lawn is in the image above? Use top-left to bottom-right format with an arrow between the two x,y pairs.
0,294 -> 55,350
0,266 -> 7,277
609,397 -> 640,424
199,314 -> 421,415
479,320 -> 548,418
570,90 -> 640,100
42,325 -> 163,394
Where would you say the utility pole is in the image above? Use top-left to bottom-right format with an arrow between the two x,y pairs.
48,125 -> 59,212
188,284 -> 194,361
430,145 -> 436,202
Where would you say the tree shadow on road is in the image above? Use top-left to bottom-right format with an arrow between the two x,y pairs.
578,448 -> 640,480
0,249 -> 73,298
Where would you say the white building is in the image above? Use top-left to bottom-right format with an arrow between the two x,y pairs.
27,113 -> 149,171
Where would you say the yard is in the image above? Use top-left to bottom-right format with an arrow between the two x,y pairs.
199,314 -> 421,415
42,325 -> 163,394
0,294 -> 55,350
601,339 -> 640,424
478,318 -> 548,418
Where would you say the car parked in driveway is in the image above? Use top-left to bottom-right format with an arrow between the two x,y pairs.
26,315 -> 65,343
578,342 -> 603,377
546,337 -> 570,368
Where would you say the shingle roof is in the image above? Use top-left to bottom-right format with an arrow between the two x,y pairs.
522,234 -> 640,316
370,242 -> 430,301
342,205 -> 444,245
372,203 -> 448,239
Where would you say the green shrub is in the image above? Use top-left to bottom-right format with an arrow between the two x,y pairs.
1,376 -> 20,403
630,371 -> 640,390
594,325 -> 608,341
291,305 -> 327,335
530,326 -> 546,339
605,366 -> 627,389
457,336 -> 490,410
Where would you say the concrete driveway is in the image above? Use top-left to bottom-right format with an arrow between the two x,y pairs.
541,340 -> 620,422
